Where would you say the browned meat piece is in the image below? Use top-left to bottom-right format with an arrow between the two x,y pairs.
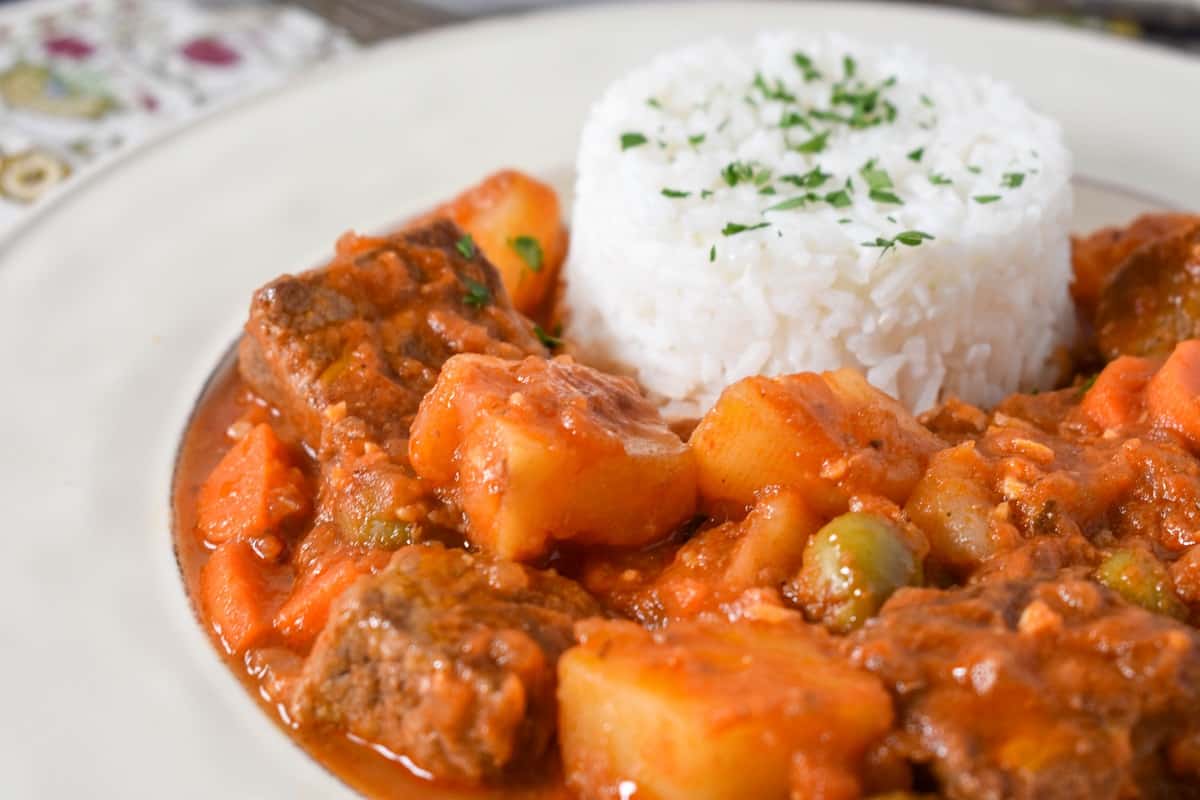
1095,221 -> 1200,360
290,543 -> 600,785
239,220 -> 545,545
239,219 -> 545,453
846,578 -> 1200,800
1071,212 -> 1198,322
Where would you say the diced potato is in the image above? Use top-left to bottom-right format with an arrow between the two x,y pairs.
689,370 -> 941,517
558,618 -> 893,800
410,354 -> 697,561
582,488 -> 821,624
426,169 -> 567,316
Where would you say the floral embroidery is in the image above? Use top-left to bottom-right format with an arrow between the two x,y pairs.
0,0 -> 354,235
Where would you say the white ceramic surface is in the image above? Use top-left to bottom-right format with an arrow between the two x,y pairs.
2,3 -> 1198,797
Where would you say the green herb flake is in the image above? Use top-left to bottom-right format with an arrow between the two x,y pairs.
462,277 -> 491,308
620,132 -> 648,150
779,110 -> 809,130
781,166 -> 832,189
920,93 -> 934,107
758,186 -> 777,196
765,196 -> 811,212
967,165 -> 982,174
709,245 -> 716,262
700,189 -> 714,199
455,233 -> 476,259
973,195 -> 1002,204
722,221 -> 771,236
824,189 -> 852,208
721,160 -> 757,187
792,52 -> 822,82
860,160 -> 894,191
794,130 -> 830,154
688,133 -> 706,147
895,230 -> 935,246
661,188 -> 691,198
533,324 -> 562,349
753,72 -> 797,102
838,218 -> 853,224
907,147 -> 925,163
1002,172 -> 1025,188
509,235 -> 544,272
869,189 -> 903,205
843,54 -> 857,78
929,173 -> 953,186
646,98 -> 662,109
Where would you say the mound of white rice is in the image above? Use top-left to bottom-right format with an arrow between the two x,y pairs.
563,33 -> 1075,415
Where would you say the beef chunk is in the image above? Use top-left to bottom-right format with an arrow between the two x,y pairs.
239,219 -> 545,453
846,578 -> 1200,800
238,220 -> 545,545
290,543 -> 600,784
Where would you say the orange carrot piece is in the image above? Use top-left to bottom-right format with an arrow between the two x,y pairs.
200,540 -> 279,654
197,423 -> 309,545
274,557 -> 363,651
1147,340 -> 1200,448
1079,356 -> 1158,431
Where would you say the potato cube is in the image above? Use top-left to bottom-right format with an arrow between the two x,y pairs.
558,618 -> 893,800
410,354 -> 697,561
689,370 -> 941,517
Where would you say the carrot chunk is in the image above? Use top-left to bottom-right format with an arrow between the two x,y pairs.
1147,340 -> 1200,449
274,557 -> 363,651
200,540 -> 279,654
1078,356 -> 1158,431
197,423 -> 309,545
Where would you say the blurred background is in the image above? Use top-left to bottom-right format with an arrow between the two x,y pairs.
0,0 -> 1196,235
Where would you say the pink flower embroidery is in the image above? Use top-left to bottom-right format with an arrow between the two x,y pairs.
44,35 -> 94,60
181,36 -> 240,67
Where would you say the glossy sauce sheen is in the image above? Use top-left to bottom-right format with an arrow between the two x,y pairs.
171,352 -> 570,800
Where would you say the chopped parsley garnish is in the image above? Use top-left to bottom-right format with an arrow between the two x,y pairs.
1002,172 -> 1025,188
838,217 -> 852,224
792,52 -> 822,82
509,235 -> 544,272
860,160 -> 893,191
722,221 -> 771,236
870,189 -> 903,205
646,98 -> 662,109
967,165 -> 982,174
929,173 -> 953,186
709,245 -> 716,262
794,130 -> 830,154
779,110 -> 809,130
781,166 -> 832,188
907,147 -> 924,162
973,195 -> 1002,204
843,54 -> 856,78
825,189 -> 852,208
753,72 -> 797,102
462,278 -> 490,308
688,133 -> 706,146
661,188 -> 691,198
700,189 -> 714,199
721,160 -> 757,187
766,195 -> 816,212
533,324 -> 562,349
455,233 -> 475,259
758,185 -> 777,195
920,93 -> 934,107
620,132 -> 648,150
862,229 -> 934,256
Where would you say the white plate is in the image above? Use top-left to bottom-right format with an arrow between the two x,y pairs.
2,2 -> 1198,797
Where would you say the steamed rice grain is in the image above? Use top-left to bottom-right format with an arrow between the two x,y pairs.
563,33 -> 1075,416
